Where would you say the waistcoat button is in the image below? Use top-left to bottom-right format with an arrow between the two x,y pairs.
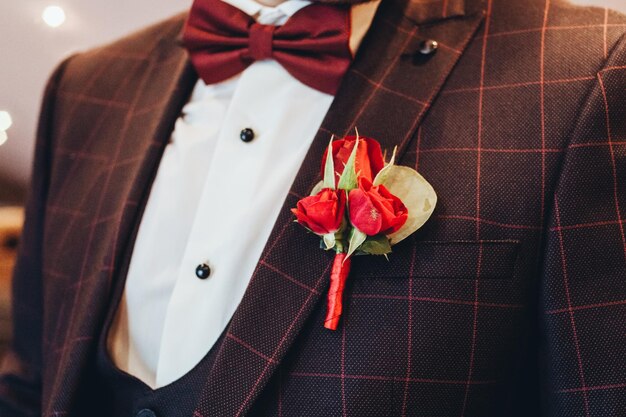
136,409 -> 157,417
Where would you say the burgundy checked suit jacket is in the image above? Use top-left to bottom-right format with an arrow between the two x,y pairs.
2,0 -> 626,415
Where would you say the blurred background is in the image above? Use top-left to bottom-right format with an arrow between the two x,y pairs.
0,0 -> 625,354
0,0 -> 190,355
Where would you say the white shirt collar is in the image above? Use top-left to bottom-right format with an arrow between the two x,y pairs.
221,0 -> 381,56
223,0 -> 313,20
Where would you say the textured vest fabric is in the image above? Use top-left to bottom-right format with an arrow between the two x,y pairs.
92,332 -> 225,417
88,234 -> 228,417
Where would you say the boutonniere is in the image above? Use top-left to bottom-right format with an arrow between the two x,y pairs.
292,133 -> 437,330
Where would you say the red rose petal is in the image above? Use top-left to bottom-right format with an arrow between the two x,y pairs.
348,178 -> 408,236
328,136 -> 386,186
292,189 -> 346,235
348,188 -> 383,236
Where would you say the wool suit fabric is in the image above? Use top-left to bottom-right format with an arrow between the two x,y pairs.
1,0 -> 626,416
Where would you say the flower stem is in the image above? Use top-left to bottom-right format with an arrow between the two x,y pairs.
324,252 -> 352,330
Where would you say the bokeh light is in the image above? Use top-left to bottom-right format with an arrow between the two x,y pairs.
0,111 -> 12,132
42,6 -> 66,28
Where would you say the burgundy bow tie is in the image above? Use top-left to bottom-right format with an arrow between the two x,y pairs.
181,0 -> 352,95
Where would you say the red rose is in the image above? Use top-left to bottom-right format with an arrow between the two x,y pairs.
326,136 -> 385,186
292,188 -> 347,235
348,177 -> 408,236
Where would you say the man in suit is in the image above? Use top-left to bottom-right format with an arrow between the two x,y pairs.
1,0 -> 625,415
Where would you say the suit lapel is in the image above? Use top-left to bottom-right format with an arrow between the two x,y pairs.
103,44 -> 196,285
193,1 -> 485,415
45,19 -> 197,415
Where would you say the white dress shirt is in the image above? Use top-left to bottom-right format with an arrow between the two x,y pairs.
108,0 -> 380,389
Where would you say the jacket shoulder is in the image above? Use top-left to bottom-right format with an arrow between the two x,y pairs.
84,13 -> 186,59
56,13 -> 188,89
485,0 -> 626,79
489,0 -> 626,47
551,0 -> 626,48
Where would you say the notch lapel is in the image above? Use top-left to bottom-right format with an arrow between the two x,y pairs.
103,42 -> 197,291
44,19 -> 197,415
193,0 -> 485,415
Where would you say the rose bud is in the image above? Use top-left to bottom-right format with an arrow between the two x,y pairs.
348,177 -> 408,236
292,188 -> 347,235
326,136 -> 385,186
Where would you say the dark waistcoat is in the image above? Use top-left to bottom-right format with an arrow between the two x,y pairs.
87,246 -> 228,417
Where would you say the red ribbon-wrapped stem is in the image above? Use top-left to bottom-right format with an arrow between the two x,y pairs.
324,252 -> 352,330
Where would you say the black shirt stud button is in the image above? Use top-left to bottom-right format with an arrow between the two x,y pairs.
240,128 -> 255,142
196,263 -> 211,279
419,39 -> 438,55
136,409 -> 157,417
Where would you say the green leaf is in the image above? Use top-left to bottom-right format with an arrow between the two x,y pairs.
310,180 -> 324,196
322,136 -> 336,190
333,216 -> 348,253
388,146 -> 397,166
376,165 -> 437,245
373,146 -> 397,186
359,234 -> 392,255
346,227 -> 367,259
323,233 -> 336,250
337,137 -> 360,190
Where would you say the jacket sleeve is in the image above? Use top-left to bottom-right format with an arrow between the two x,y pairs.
0,57 -> 71,417
540,33 -> 626,415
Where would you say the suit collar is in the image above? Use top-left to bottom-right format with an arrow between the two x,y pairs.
222,0 -> 312,19
404,0 -> 466,24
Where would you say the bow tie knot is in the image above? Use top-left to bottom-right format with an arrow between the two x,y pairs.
247,23 -> 275,61
182,0 -> 352,95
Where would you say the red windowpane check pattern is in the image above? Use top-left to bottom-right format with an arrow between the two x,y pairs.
0,0 -> 625,416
